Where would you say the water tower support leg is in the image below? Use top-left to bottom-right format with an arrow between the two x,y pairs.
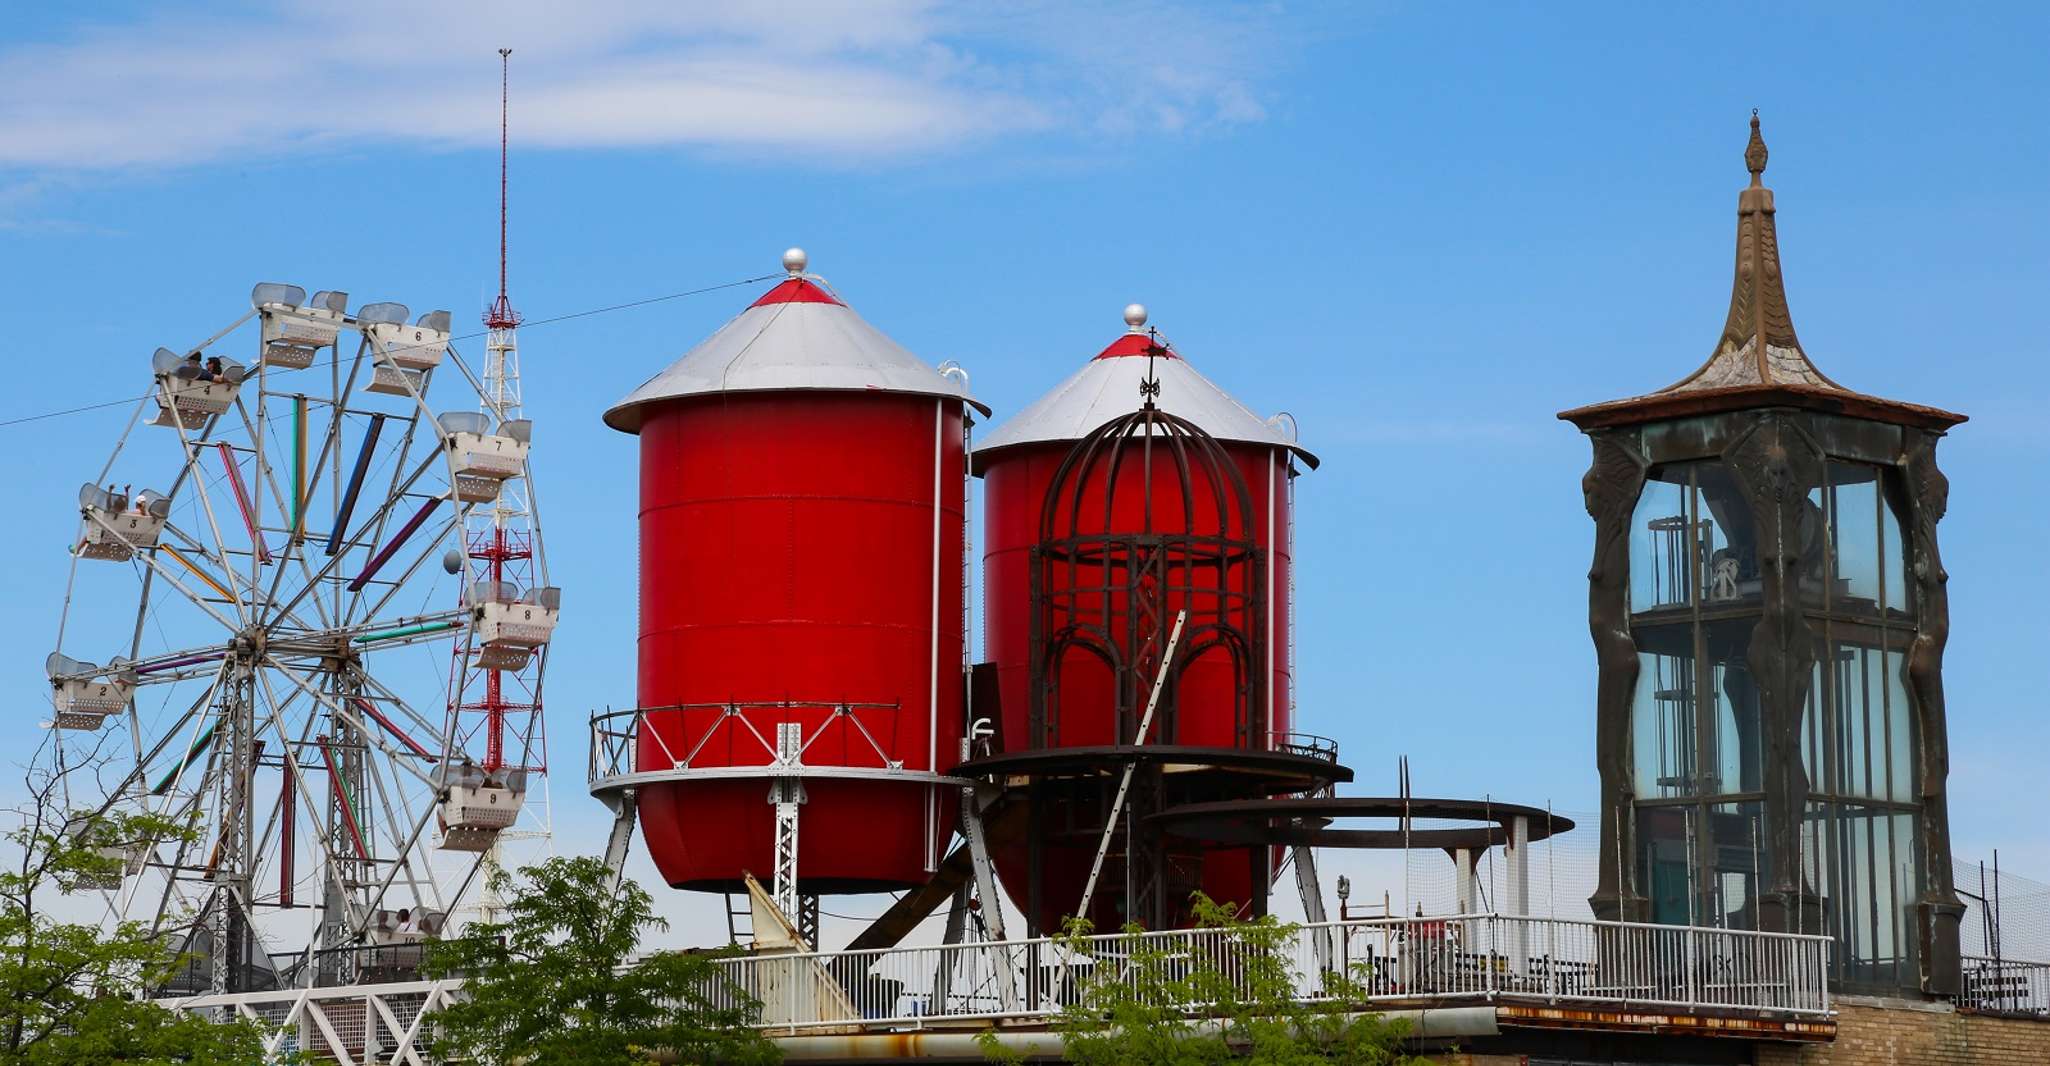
798,894 -> 821,949
1508,815 -> 1531,975
931,883 -> 970,1011
1292,845 -> 1333,975
961,794 -> 1008,942
770,722 -> 807,931
601,789 -> 639,891
960,791 -> 1019,1010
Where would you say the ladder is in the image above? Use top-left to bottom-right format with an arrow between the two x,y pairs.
724,890 -> 753,945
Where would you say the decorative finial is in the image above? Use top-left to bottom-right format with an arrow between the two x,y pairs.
1745,109 -> 1768,186
1123,303 -> 1148,332
782,247 -> 808,276
1138,325 -> 1164,409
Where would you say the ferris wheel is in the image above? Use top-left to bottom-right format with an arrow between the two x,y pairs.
43,282 -> 555,994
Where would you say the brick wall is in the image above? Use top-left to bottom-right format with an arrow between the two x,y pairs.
1755,995 -> 2050,1066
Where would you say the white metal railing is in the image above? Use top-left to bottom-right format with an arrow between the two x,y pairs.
1962,955 -> 2050,1016
713,913 -> 1833,1033
166,978 -> 455,1064
165,915 -> 1833,1060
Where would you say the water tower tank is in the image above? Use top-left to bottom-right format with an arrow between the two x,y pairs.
972,307 -> 1317,928
605,252 -> 985,894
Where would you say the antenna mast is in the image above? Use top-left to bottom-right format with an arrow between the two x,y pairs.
450,47 -> 551,920
486,47 -> 521,332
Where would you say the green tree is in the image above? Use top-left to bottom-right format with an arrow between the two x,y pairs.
422,856 -> 780,1066
987,894 -> 1424,1066
1,751 -> 271,1064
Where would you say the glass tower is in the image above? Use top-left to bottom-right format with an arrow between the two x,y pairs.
1560,116 -> 1966,996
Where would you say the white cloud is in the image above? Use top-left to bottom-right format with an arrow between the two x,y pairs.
0,1 -> 1297,170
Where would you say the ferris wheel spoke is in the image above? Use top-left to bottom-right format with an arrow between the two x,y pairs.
260,655 -> 441,791
351,511 -> 465,625
245,677 -> 350,922
103,666 -> 225,813
353,736 -> 446,920
113,540 -> 243,637
128,784 -> 212,928
156,520 -> 258,605
144,731 -> 228,933
267,449 -> 442,630
165,418 -> 252,630
353,670 -> 455,758
246,667 -> 376,936
438,345 -> 495,417
514,457 -> 550,585
346,416 -> 433,626
237,391 -> 351,627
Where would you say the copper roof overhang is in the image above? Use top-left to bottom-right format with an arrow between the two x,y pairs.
1559,383 -> 1967,433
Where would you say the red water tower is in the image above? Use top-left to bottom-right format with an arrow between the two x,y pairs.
603,250 -> 985,907
972,305 -> 1321,932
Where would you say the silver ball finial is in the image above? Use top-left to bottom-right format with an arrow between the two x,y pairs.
1123,303 -> 1148,332
782,247 -> 808,276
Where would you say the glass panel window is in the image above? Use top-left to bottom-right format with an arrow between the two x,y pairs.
1881,489 -> 1911,616
1704,619 -> 1762,795
1633,646 -> 1697,799
1632,618 -> 1760,799
1693,462 -> 1757,605
1631,472 -> 1694,613
1806,640 -> 1910,804
1709,802 -> 1770,931
1631,462 -> 1760,614
1823,462 -> 1884,614
1884,650 -> 1914,803
1637,805 -> 1701,927
1800,485 -> 1829,608
1801,659 -> 1826,790
1804,802 -> 1915,986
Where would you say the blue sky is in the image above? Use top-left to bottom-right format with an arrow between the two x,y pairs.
2,1 -> 2046,933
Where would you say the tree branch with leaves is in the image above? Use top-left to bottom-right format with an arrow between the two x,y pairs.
985,893 -> 1426,1066
0,739 -> 270,1064
423,856 -> 780,1066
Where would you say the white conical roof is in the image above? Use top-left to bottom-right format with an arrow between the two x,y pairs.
973,321 -> 1316,473
604,270 -> 985,434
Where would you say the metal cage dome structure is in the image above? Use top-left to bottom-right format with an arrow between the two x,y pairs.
1030,395 -> 1268,753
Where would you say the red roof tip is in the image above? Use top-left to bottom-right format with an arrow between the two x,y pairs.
1092,333 -> 1178,360
751,278 -> 843,308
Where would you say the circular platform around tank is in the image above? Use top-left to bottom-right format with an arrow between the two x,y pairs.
953,744 -> 1353,793
1148,796 -> 1575,850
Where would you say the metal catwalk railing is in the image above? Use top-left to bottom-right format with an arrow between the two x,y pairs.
1961,955 -> 2050,1017
168,978 -> 456,1064
165,915 -> 1832,1060
717,913 -> 1832,1032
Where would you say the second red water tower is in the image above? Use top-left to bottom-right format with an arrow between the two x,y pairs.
970,306 -> 1337,933
600,251 -> 985,929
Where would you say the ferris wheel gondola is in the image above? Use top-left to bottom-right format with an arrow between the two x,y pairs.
41,281 -> 554,994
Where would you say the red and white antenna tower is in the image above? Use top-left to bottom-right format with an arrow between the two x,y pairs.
447,47 -> 551,907
485,47 -> 521,334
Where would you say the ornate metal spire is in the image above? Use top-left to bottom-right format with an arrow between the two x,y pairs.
1745,109 -> 1768,185
1661,111 -> 1838,395
1558,114 -> 1964,431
